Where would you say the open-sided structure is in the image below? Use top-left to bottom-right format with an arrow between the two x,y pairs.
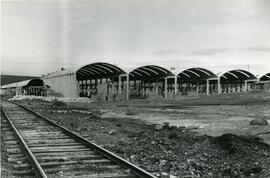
220,69 -> 257,93
125,65 -> 174,100
256,72 -> 270,91
175,68 -> 218,95
1,79 -> 45,96
76,63 -> 126,100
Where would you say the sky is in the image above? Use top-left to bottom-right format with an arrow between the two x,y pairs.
1,0 -> 270,77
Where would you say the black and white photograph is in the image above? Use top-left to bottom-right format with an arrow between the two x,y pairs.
1,0 -> 270,177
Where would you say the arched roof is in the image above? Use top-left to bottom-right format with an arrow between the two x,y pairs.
1,79 -> 44,89
260,73 -> 270,81
129,65 -> 174,80
220,69 -> 257,81
76,62 -> 126,80
177,68 -> 217,81
27,79 -> 44,87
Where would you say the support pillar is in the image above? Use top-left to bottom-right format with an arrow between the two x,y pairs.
118,76 -> 122,94
174,75 -> 178,95
217,78 -> 221,94
148,79 -> 151,91
155,79 -> 159,95
76,81 -> 80,97
165,77 -> 168,99
126,74 -> 129,101
206,79 -> 209,95
244,81 -> 248,92
111,78 -> 115,95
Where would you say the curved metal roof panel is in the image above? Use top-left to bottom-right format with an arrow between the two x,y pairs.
1,79 -> 43,89
177,68 -> 217,80
220,69 -> 257,81
129,65 -> 174,80
42,62 -> 126,80
260,72 -> 270,81
76,62 -> 126,80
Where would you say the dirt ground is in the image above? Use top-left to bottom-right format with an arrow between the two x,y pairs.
8,92 -> 269,178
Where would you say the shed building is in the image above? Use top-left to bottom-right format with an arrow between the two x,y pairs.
1,79 -> 46,96
257,72 -> 270,91
125,65 -> 175,100
174,68 -> 218,96
43,62 -> 126,100
220,69 -> 257,93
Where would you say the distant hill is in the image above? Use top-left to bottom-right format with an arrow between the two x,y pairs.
0,75 -> 39,86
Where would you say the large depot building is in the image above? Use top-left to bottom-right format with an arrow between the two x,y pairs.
1,62 -> 269,101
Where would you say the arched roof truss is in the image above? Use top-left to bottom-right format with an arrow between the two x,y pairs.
260,73 -> 270,81
1,79 -> 44,89
177,68 -> 217,81
220,69 -> 257,82
129,65 -> 174,80
76,62 -> 126,80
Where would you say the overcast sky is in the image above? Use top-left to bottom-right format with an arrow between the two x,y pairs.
1,0 -> 270,77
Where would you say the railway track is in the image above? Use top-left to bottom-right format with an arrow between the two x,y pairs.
1,100 -> 156,178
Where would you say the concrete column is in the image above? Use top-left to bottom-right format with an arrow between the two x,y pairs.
164,77 -> 168,99
217,77 -> 221,94
76,81 -> 80,97
118,76 -> 122,94
126,74 -> 129,101
196,81 -> 199,93
244,81 -> 248,92
111,78 -> 115,95
206,79 -> 209,95
155,79 -> 158,94
144,80 -> 146,92
174,76 -> 178,95
240,82 -> 242,91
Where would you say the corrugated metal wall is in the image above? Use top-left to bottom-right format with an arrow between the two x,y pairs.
43,73 -> 78,98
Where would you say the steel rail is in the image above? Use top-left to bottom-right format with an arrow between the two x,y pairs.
8,100 -> 157,178
0,105 -> 48,178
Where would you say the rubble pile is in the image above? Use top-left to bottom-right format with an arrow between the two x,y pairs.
107,125 -> 270,178
9,95 -> 92,103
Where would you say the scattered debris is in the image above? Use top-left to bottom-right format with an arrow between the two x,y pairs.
109,129 -> 116,135
9,98 -> 270,178
155,124 -> 163,130
9,95 -> 92,103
